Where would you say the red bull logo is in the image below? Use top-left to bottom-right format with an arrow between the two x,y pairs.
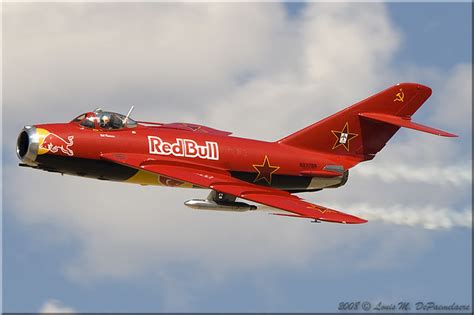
148,136 -> 219,160
39,132 -> 74,156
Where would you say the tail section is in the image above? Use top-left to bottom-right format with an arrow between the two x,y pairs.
278,83 -> 456,161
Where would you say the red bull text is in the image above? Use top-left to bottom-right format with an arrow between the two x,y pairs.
148,136 -> 219,160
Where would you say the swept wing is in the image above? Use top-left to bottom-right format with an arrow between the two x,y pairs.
102,153 -> 367,224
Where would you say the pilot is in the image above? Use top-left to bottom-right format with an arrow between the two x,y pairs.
100,115 -> 111,129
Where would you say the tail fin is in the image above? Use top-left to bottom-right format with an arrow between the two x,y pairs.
278,83 -> 457,161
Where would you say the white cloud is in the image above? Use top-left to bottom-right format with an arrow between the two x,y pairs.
39,299 -> 75,313
2,3 -> 293,130
302,3 -> 400,83
206,2 -> 402,140
3,1 -> 471,294
430,63 -> 472,136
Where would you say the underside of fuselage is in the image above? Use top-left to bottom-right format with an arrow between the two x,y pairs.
22,154 -> 348,192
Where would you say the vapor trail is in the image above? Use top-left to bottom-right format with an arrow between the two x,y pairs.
352,162 -> 472,186
330,203 -> 471,230
258,204 -> 472,230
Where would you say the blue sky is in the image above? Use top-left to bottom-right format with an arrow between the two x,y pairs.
2,2 -> 472,312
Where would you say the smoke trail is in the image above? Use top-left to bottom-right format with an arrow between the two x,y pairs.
328,203 -> 471,230
258,204 -> 472,230
352,162 -> 472,186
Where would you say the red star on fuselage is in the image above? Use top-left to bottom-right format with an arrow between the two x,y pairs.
253,155 -> 280,185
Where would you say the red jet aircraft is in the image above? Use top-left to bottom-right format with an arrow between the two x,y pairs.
17,83 -> 457,224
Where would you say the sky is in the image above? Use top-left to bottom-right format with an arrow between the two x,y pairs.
2,2 -> 472,313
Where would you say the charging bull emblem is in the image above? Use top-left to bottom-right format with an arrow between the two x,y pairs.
40,133 -> 74,156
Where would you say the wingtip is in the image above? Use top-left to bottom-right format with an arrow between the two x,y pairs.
441,132 -> 459,138
354,217 -> 369,224
343,216 -> 368,224
434,129 -> 458,137
319,213 -> 368,224
341,211 -> 369,224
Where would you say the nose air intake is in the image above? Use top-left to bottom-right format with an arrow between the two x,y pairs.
17,131 -> 29,158
16,126 -> 39,166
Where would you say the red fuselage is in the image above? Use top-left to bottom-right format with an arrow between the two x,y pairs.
18,119 -> 349,192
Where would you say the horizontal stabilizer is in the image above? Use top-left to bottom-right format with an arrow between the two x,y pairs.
359,112 -> 458,137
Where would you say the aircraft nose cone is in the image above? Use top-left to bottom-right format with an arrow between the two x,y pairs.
16,125 -> 39,166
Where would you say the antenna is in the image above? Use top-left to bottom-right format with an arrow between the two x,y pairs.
123,105 -> 135,126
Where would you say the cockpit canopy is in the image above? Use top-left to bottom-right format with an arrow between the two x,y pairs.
72,109 -> 137,130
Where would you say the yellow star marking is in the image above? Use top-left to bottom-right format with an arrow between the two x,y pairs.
253,155 -> 280,185
306,203 -> 327,214
331,122 -> 359,152
394,88 -> 405,102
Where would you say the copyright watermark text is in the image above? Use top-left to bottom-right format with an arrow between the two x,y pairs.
338,301 -> 471,312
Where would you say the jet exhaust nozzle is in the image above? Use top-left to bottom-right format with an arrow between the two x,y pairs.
184,199 -> 257,212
